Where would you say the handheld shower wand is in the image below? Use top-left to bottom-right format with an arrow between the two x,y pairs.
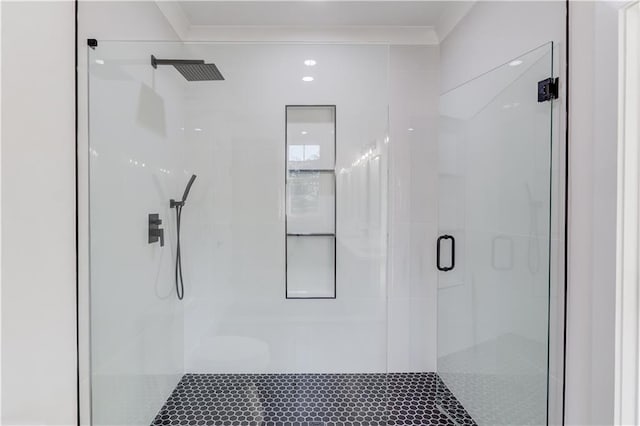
170,174 -> 197,208
170,174 -> 197,300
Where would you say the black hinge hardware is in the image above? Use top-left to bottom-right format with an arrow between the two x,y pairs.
538,77 -> 559,102
87,39 -> 98,49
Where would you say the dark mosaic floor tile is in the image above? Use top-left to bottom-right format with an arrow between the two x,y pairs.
150,372 -> 475,426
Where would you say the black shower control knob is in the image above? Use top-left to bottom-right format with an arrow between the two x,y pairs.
157,228 -> 164,247
148,213 -> 165,247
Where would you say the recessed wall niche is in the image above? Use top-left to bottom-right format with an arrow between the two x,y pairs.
285,105 -> 336,299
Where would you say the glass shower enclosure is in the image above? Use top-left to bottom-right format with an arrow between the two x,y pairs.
88,42 -> 391,425
87,40 -> 558,426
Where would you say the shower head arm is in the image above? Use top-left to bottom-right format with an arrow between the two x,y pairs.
151,55 -> 205,69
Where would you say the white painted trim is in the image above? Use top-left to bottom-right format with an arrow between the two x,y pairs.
186,25 -> 438,44
154,0 -> 447,44
615,2 -> 640,424
0,0 -> 4,420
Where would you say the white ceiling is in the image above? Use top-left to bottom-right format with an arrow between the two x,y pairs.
157,1 -> 475,43
179,1 -> 452,27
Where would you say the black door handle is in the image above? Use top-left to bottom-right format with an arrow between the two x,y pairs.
437,235 -> 455,271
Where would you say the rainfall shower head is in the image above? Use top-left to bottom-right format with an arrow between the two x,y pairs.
151,55 -> 225,81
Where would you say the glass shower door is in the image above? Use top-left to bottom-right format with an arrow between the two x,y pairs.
436,43 -> 555,425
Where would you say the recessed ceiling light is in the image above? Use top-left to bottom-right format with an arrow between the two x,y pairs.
304,59 -> 317,66
509,59 -> 523,67
408,128 -> 415,132
302,76 -> 314,82
95,59 -> 104,65
194,128 -> 202,132
301,131 -> 308,135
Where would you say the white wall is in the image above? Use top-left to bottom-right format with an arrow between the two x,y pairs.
388,45 -> 440,372
168,43 -> 440,375
588,4 -> 622,423
565,2 -> 623,424
440,1 -> 566,94
1,2 -> 76,425
179,43 -> 391,374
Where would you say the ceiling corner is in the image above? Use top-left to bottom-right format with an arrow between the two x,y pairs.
155,1 -> 191,41
434,1 -> 476,43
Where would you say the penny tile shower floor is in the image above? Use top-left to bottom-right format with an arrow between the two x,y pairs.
150,372 -> 475,426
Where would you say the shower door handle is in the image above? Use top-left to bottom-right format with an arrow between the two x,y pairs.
437,235 -> 455,272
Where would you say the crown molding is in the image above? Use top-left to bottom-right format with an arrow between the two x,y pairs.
185,25 -> 439,44
156,1 -> 440,44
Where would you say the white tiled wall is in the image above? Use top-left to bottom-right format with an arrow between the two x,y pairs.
387,45 -> 441,372
179,43 -> 391,374
169,43 -> 441,375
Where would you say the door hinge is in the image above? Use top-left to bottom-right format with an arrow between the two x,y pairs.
538,78 -> 559,102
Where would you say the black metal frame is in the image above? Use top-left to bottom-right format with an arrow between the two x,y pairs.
561,1 -> 570,424
75,3 -> 80,425
284,105 -> 337,300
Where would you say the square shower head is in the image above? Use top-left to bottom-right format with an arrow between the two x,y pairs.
173,63 -> 225,81
151,55 -> 225,82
